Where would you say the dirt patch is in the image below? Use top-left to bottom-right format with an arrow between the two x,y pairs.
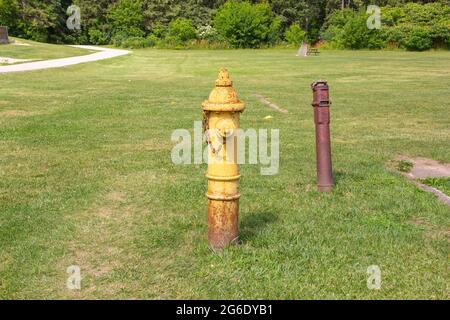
395,156 -> 450,179
0,110 -> 44,117
409,218 -> 450,241
253,93 -> 289,114
105,191 -> 126,202
394,156 -> 450,206
115,140 -> 173,152
0,57 -> 34,64
11,40 -> 31,46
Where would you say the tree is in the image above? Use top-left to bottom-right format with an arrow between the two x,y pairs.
73,0 -> 116,44
168,18 -> 196,42
108,0 -> 145,38
285,24 -> 306,45
14,0 -> 64,42
0,0 -> 20,31
214,1 -> 281,48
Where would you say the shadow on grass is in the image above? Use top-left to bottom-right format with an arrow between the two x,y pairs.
333,170 -> 345,187
240,211 -> 278,242
333,170 -> 365,187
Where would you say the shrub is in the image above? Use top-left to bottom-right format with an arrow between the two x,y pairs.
168,18 -> 197,43
285,24 -> 306,45
120,36 -> 154,49
108,0 -> 144,38
0,0 -> 19,30
334,11 -> 384,49
268,17 -> 282,45
213,1 -> 280,48
429,24 -> 450,49
403,26 -> 432,51
197,25 -> 220,41
88,28 -> 109,45
397,160 -> 413,173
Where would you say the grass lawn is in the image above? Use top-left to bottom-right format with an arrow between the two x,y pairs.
0,37 -> 90,62
421,178 -> 450,197
0,46 -> 449,299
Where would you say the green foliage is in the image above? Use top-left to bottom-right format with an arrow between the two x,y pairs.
285,24 -> 306,45
332,11 -> 384,49
322,2 -> 449,51
1,0 -> 447,50
88,28 -> 109,45
168,18 -> 197,43
0,0 -> 19,30
73,0 -> 113,45
120,36 -> 155,48
108,0 -> 144,38
397,160 -> 413,173
420,177 -> 450,197
430,24 -> 450,48
143,0 -> 216,32
380,2 -> 450,50
197,25 -> 221,42
10,0 -> 66,42
213,1 -> 280,48
403,26 -> 432,51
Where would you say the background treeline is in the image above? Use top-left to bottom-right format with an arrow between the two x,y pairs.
0,0 -> 448,50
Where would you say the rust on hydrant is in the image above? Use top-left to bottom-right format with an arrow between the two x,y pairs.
202,69 -> 245,250
311,80 -> 334,192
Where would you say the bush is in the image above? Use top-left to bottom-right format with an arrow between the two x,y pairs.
430,24 -> 450,48
213,1 -> 280,48
168,18 -> 197,43
108,0 -> 144,38
333,11 -> 384,49
120,36 -> 154,49
150,24 -> 168,39
88,28 -> 109,45
322,3 -> 449,51
285,24 -> 306,45
0,0 -> 19,30
403,26 -> 432,51
197,25 -> 220,41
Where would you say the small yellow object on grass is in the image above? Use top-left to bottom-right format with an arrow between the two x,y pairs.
264,115 -> 273,120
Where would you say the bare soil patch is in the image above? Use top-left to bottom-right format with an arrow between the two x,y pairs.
394,156 -> 450,206
396,156 -> 450,179
253,93 -> 289,114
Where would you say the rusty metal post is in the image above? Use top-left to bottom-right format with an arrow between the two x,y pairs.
311,80 -> 334,192
202,69 -> 245,250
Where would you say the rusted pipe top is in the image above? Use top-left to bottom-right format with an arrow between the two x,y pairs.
311,80 -> 328,91
311,80 -> 330,108
202,68 -> 245,112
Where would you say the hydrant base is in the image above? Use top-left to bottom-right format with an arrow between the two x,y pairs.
318,185 -> 333,192
208,199 -> 239,250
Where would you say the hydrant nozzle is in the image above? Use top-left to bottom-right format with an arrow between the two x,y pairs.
202,69 -> 245,250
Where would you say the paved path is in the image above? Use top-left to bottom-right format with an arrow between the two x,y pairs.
0,45 -> 130,74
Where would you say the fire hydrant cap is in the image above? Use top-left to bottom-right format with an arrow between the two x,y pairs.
202,69 -> 245,112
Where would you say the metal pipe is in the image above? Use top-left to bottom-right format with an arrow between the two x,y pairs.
311,80 -> 334,192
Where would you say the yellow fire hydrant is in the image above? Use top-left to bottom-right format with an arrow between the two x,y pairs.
202,69 -> 245,250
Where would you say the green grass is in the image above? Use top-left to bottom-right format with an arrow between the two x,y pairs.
0,37 -> 90,62
0,46 -> 449,299
397,160 -> 413,173
421,178 -> 450,197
